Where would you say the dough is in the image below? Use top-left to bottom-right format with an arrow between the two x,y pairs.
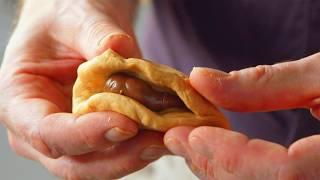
73,49 -> 229,131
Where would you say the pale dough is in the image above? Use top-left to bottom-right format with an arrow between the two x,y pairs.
73,49 -> 229,131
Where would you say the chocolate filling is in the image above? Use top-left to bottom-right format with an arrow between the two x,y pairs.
104,73 -> 186,111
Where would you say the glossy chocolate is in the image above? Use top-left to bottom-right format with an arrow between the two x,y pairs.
105,73 -> 186,111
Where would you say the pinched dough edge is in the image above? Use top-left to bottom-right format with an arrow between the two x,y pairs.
73,49 -> 229,131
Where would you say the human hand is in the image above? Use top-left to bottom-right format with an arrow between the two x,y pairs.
165,53 -> 320,179
0,0 -> 167,179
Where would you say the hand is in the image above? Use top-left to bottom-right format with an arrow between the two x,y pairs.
0,0 -> 167,179
165,53 -> 320,179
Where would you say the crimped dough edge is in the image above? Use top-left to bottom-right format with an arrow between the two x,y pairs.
73,49 -> 229,131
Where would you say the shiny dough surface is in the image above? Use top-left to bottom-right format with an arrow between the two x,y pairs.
73,49 -> 229,131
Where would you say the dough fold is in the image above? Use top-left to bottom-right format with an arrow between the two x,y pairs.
73,49 -> 229,131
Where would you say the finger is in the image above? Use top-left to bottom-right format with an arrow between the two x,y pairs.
185,158 -> 208,179
164,126 -> 195,158
165,126 -> 288,179
190,127 -> 288,179
164,127 -> 209,179
7,98 -> 138,158
40,131 -> 167,179
190,53 -> 320,112
281,135 -> 320,179
50,2 -> 140,59
39,112 -> 138,157
7,130 -> 39,161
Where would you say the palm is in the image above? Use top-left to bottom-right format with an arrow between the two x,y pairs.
5,32 -> 83,111
0,32 -> 81,151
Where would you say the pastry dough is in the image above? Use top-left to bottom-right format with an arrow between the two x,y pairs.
73,49 -> 229,131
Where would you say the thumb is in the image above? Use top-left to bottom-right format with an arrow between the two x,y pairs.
190,53 -> 320,113
51,7 -> 140,59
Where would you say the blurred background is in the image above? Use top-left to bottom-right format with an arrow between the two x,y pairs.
0,0 -> 197,179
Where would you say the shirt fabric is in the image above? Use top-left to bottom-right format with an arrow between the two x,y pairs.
140,0 -> 320,146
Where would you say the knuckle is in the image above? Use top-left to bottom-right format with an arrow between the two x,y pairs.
190,155 -> 217,179
231,65 -> 274,86
77,128 -> 96,151
29,127 -> 58,158
81,17 -> 111,45
29,127 -> 44,150
186,159 -> 207,179
7,134 -> 23,156
217,155 -> 240,176
73,118 -> 106,154
63,167 -> 96,180
73,115 -> 117,153
60,163 -> 81,180
0,63 -> 25,89
253,65 -> 274,83
78,16 -> 115,57
203,159 -> 216,179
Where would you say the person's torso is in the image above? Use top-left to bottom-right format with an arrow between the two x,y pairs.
140,0 -> 320,145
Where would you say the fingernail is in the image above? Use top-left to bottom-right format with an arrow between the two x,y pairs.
99,33 -> 134,58
99,33 -> 131,46
105,127 -> 135,142
310,106 -> 320,121
164,138 -> 187,157
140,145 -> 168,161
189,136 -> 212,159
